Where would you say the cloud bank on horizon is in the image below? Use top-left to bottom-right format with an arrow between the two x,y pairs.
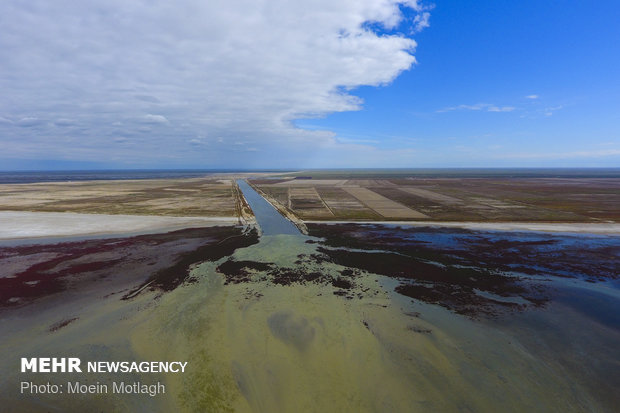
0,0 -> 430,168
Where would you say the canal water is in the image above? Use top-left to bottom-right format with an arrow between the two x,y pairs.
236,180 -> 300,236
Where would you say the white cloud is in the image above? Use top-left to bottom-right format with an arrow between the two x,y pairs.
16,117 -> 46,127
188,138 -> 207,146
437,103 -> 515,113
543,105 -> 564,117
525,94 -> 539,99
0,0 -> 430,166
487,105 -> 515,112
412,12 -> 431,32
143,114 -> 170,125
498,149 -> 620,160
54,118 -> 77,127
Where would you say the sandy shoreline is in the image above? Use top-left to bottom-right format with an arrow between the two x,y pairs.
0,211 -> 239,240
305,220 -> 620,234
1,210 -> 616,241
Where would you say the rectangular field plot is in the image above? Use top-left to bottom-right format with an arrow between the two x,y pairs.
273,179 -> 348,186
0,178 -> 240,217
315,187 -> 381,220
289,187 -> 333,218
342,187 -> 429,219
398,187 -> 463,205
251,176 -> 620,223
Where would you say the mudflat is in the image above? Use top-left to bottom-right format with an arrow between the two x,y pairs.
0,211 -> 239,240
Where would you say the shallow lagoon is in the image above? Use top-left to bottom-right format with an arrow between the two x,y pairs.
136,226 -> 619,412
137,182 -> 619,411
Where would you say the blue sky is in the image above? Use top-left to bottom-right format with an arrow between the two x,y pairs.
1,0 -> 618,170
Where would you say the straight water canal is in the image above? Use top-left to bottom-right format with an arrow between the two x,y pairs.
236,180 -> 300,236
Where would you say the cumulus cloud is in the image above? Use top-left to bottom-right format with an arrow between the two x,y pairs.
0,0 -> 429,167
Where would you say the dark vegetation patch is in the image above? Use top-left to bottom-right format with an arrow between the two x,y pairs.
407,325 -> 432,334
308,224 -> 619,281
219,261 -> 327,287
0,226 -> 257,306
49,317 -> 79,332
318,248 -> 522,294
217,260 -> 274,284
395,283 -> 523,317
270,267 -> 325,286
332,277 -> 352,289
307,223 -> 620,316
339,268 -> 361,277
124,228 -> 258,298
333,290 -> 353,299
319,247 -> 531,316
215,254 -> 345,290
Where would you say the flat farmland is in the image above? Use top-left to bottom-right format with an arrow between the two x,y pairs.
249,177 -> 620,222
0,177 -> 250,218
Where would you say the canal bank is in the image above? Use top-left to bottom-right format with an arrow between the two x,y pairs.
236,180 -> 300,236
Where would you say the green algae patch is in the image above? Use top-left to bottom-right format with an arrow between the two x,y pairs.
179,351 -> 237,413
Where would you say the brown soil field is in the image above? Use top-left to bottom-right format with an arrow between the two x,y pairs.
0,177 -> 253,218
250,177 -> 620,222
